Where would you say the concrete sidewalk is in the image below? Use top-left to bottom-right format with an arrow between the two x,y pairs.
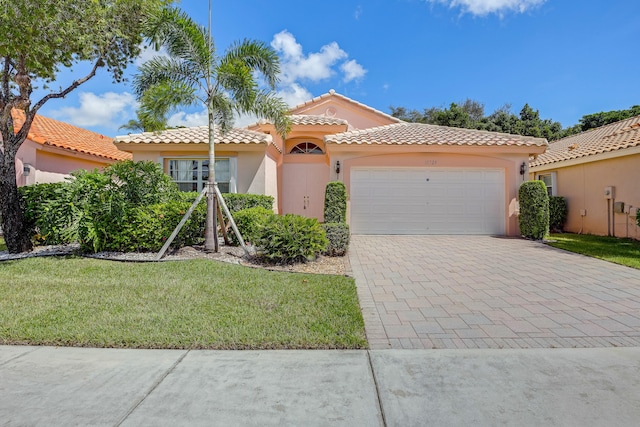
2,346 -> 639,426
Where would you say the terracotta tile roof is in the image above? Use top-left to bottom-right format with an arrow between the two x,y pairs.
11,110 -> 130,161
248,114 -> 348,129
292,89 -> 403,124
325,122 -> 548,147
530,115 -> 640,167
289,114 -> 348,126
114,126 -> 273,146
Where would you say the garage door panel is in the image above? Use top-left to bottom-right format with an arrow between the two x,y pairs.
351,168 -> 505,235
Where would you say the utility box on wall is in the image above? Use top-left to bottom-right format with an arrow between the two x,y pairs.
604,186 -> 615,199
614,201 -> 625,214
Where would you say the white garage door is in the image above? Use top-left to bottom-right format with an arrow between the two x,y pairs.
350,168 -> 505,235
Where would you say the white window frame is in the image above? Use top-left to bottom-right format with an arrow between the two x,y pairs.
537,172 -> 557,196
164,157 -> 237,193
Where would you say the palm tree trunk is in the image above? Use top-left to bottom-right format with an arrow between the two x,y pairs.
204,109 -> 218,252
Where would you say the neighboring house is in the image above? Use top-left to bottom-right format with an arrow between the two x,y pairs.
530,115 -> 640,239
10,109 -> 131,187
115,90 -> 546,236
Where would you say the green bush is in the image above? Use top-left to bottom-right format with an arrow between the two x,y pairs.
232,206 -> 275,245
223,193 -> 274,214
322,223 -> 350,256
19,182 -> 68,244
324,181 -> 347,223
549,196 -> 568,232
20,161 -> 180,252
519,180 -> 549,240
117,201 -> 206,252
255,214 -> 328,264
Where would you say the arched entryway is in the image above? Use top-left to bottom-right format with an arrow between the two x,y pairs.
282,140 -> 330,221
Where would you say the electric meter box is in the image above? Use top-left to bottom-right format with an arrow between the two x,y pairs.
604,186 -> 615,199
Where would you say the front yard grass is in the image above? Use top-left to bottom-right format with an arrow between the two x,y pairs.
0,257 -> 367,349
547,233 -> 640,270
0,236 -> 6,251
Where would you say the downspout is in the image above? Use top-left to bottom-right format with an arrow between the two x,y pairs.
612,197 -> 616,237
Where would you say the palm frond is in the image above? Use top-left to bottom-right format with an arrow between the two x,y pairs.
222,39 -> 281,89
244,91 -> 291,138
144,7 -> 213,81
210,92 -> 235,133
138,81 -> 199,122
215,60 -> 259,111
133,56 -> 204,98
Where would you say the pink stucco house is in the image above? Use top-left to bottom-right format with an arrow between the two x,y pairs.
114,90 -> 547,236
12,110 -> 131,186
530,115 -> 640,239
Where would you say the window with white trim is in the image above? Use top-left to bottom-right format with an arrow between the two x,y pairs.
168,158 -> 236,193
537,172 -> 556,196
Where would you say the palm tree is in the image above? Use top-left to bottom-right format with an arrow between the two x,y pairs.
134,7 -> 289,252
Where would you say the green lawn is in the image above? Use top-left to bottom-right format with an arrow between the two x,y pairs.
0,257 -> 367,349
547,233 -> 640,269
0,236 -> 5,251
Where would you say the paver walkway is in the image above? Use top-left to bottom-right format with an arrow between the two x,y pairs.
348,235 -> 640,349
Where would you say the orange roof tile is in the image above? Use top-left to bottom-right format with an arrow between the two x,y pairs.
325,122 -> 548,147
11,109 -> 131,161
114,126 -> 273,145
530,115 -> 640,167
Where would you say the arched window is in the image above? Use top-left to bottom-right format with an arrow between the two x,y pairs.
290,142 -> 324,154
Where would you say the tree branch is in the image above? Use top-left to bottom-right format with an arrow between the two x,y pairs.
31,56 -> 104,113
16,57 -> 104,144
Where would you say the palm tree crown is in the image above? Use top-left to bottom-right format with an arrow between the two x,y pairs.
133,7 -> 289,135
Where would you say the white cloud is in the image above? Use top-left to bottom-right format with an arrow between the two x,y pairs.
272,31 -> 349,84
55,92 -> 137,128
278,83 -> 314,107
355,5 -> 363,20
135,44 -> 170,67
341,60 -> 367,82
167,110 -> 209,128
270,30 -> 368,103
426,0 -> 546,16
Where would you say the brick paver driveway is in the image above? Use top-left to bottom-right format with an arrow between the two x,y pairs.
348,236 -> 640,349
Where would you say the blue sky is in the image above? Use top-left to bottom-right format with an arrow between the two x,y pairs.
35,0 -> 640,137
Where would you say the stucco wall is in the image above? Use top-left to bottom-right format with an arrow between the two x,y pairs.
535,155 -> 640,239
15,140 -> 111,186
292,97 -> 396,130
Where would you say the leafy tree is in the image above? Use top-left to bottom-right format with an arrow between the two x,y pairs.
0,0 -> 170,253
134,7 -> 290,252
390,100 -> 565,141
391,100 -> 640,143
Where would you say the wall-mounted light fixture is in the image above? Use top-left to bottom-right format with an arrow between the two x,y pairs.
335,160 -> 341,175
519,162 -> 526,176
23,164 -> 31,176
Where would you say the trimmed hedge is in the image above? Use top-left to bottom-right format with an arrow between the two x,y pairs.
117,201 -> 206,252
322,223 -> 350,256
324,181 -> 347,223
549,196 -> 568,232
232,206 -> 275,245
255,214 -> 328,264
223,193 -> 274,214
519,180 -> 549,240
